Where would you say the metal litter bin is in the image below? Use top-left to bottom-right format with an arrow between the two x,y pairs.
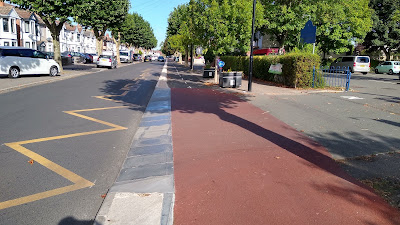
219,72 -> 242,88
203,68 -> 215,78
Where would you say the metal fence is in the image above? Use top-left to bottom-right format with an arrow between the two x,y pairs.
313,66 -> 352,91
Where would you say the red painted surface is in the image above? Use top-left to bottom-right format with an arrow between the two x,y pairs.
171,88 -> 400,225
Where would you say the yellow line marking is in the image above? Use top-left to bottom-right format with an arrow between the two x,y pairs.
0,106 -> 128,210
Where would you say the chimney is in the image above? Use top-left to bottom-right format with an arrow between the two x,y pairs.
0,1 -> 5,7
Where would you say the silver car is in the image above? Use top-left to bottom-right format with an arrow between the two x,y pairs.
96,55 -> 117,69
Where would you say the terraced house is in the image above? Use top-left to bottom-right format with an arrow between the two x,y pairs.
0,1 -> 115,54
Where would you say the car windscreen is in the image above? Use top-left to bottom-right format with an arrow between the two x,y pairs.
120,52 -> 129,56
99,55 -> 111,59
342,57 -> 355,62
356,57 -> 369,63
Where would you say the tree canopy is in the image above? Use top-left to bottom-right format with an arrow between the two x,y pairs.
74,0 -> 130,54
9,0 -> 79,71
364,0 -> 400,59
120,13 -> 157,49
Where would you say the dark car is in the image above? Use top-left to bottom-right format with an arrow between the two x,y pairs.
63,52 -> 85,63
144,55 -> 151,62
82,53 -> 93,63
158,56 -> 165,62
133,54 -> 141,61
44,52 -> 73,66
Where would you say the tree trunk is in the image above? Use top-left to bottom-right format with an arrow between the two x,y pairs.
190,44 -> 194,70
185,48 -> 189,67
384,49 -> 391,61
113,32 -> 121,64
52,35 -> 63,73
214,56 -> 218,84
96,38 -> 103,55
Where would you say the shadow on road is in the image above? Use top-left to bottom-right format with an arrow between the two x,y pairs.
59,216 -> 93,225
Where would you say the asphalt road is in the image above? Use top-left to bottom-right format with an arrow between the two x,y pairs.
0,61 -> 164,224
248,71 -> 400,159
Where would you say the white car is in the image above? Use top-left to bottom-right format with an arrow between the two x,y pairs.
96,55 -> 117,69
330,56 -> 370,74
151,55 -> 158,61
0,46 -> 60,78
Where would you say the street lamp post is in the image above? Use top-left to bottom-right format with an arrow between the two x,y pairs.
248,0 -> 256,92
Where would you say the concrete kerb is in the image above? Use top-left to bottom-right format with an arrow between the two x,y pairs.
94,60 -> 174,225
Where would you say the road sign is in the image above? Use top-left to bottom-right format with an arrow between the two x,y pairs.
300,20 -> 316,44
218,61 -> 225,68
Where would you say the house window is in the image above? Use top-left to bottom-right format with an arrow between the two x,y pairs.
12,42 -> 16,46
3,18 -> 9,32
32,42 -> 36,50
31,22 -> 35,35
35,25 -> 39,36
77,34 -> 80,42
4,42 -> 9,46
25,42 -> 30,48
78,47 -> 80,52
11,19 -> 15,33
25,21 -> 30,33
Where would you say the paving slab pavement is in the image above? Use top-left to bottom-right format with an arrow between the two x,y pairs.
94,61 -> 174,225
171,87 -> 400,225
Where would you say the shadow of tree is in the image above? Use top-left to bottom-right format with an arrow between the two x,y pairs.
58,216 -> 93,225
171,87 -> 400,222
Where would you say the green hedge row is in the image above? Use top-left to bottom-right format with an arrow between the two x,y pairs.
220,53 -> 320,88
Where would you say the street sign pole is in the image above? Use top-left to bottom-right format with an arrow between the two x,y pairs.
248,0 -> 256,92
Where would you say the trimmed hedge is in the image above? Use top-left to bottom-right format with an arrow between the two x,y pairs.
220,53 -> 320,88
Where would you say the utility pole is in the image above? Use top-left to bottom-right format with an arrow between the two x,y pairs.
248,0 -> 256,92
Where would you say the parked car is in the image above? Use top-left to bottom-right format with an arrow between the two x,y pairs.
44,52 -> 73,66
96,54 -> 117,69
88,53 -> 98,62
132,54 -> 141,61
120,50 -> 133,63
63,52 -> 85,63
0,46 -> 60,78
158,56 -> 165,62
82,53 -> 93,63
330,56 -> 370,74
374,61 -> 400,75
144,55 -> 151,62
151,55 -> 158,61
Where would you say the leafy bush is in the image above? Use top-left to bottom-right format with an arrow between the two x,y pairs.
221,53 -> 320,88
280,52 -> 320,88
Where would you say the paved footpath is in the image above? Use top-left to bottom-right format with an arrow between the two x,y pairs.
171,86 -> 400,224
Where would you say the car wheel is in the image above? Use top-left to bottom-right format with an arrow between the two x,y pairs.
8,67 -> 20,78
375,69 -> 379,74
388,69 -> 393,75
49,66 -> 58,77
97,65 -> 100,68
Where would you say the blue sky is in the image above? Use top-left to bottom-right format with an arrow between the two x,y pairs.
130,0 -> 189,49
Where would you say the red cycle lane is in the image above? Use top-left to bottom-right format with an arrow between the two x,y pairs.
171,88 -> 400,225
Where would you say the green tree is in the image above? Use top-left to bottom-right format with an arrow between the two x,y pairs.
364,0 -> 400,59
313,0 -> 372,57
260,0 -> 311,50
121,13 -> 156,50
10,0 -> 78,72
197,0 -> 264,56
74,0 -> 130,55
260,0 -> 372,56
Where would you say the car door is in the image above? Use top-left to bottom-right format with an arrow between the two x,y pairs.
17,49 -> 37,75
33,50 -> 51,74
382,62 -> 390,73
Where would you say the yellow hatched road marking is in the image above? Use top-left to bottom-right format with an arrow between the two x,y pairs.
0,106 -> 128,210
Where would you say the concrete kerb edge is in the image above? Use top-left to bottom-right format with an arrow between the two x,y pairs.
93,60 -> 174,225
